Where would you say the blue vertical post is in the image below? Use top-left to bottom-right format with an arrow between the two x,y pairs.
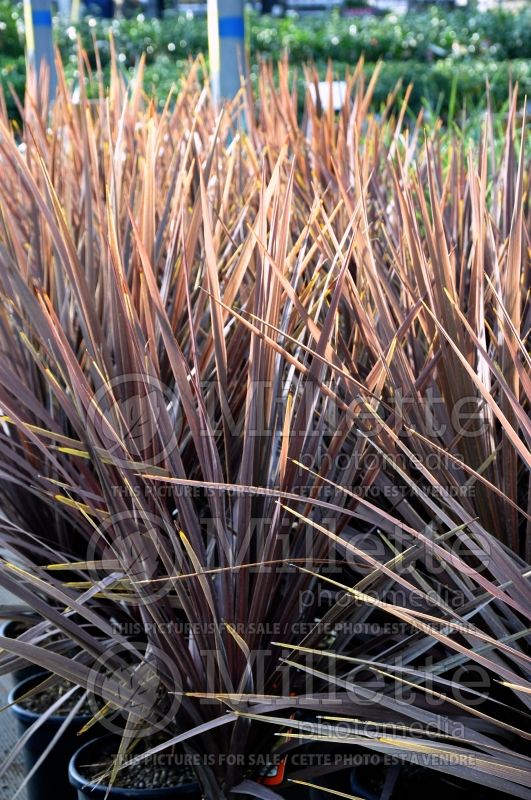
214,0 -> 245,102
207,0 -> 220,102
24,0 -> 56,103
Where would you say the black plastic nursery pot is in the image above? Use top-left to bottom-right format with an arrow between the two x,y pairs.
303,769 -> 361,800
349,762 -> 473,799
0,619 -> 41,684
8,671 -> 97,800
69,735 -> 202,799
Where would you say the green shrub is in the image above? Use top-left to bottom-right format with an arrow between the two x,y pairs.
0,0 -> 23,57
252,7 -> 531,63
0,54 -> 26,106
365,57 -> 531,115
4,5 -> 531,65
1,5 -> 530,121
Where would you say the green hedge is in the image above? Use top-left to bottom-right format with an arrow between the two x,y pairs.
133,56 -> 529,118
1,4 -> 530,120
254,7 -> 531,62
0,0 -> 23,57
51,6 -> 531,66
366,57 -> 530,114
3,4 -> 531,65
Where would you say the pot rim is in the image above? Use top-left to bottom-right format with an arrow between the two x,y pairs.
8,670 -> 93,724
0,618 -> 33,633
69,734 -> 200,797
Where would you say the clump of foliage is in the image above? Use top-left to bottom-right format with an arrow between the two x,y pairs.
0,52 -> 529,799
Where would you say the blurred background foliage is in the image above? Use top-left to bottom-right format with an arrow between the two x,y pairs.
1,3 -> 530,123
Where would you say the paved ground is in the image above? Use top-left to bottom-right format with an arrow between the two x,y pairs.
0,586 -> 29,800
0,678 -> 28,800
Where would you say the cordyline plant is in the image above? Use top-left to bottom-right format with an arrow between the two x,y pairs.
0,49 -> 530,799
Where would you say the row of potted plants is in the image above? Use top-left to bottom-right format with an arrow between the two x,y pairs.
0,48 -> 529,800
